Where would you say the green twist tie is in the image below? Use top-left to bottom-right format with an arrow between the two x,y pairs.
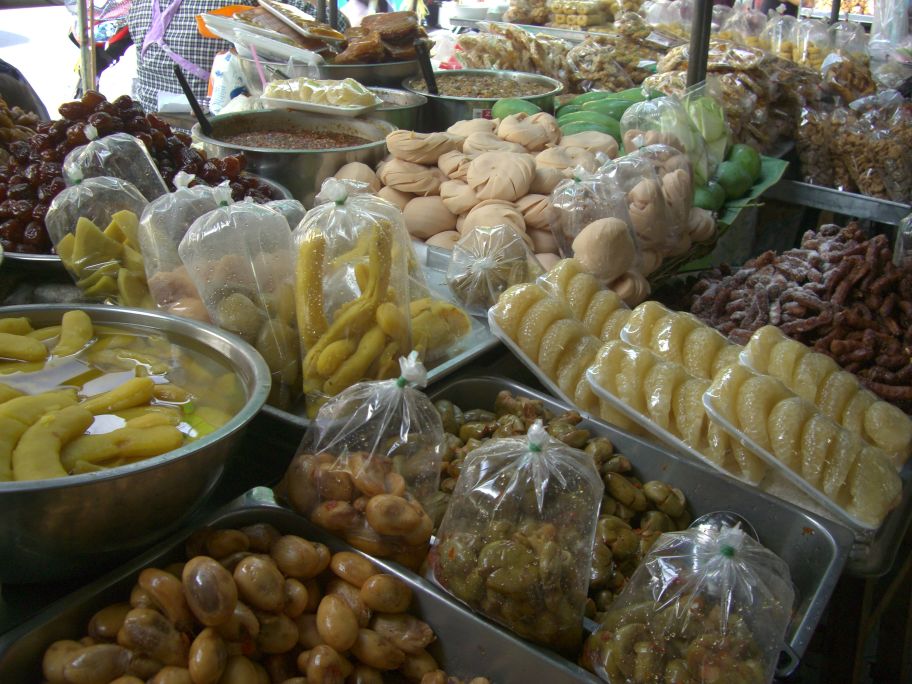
396,376 -> 408,388
529,443 -> 542,453
720,545 -> 735,558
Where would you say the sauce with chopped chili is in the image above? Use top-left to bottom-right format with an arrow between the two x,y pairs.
219,129 -> 371,150
411,73 -> 553,98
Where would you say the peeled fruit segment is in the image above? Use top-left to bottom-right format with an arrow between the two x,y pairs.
768,397 -> 811,471
767,339 -> 807,388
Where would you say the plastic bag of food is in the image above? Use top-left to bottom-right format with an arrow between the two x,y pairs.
684,79 -> 729,176
821,52 -> 877,103
765,13 -> 797,62
795,19 -> 831,70
179,200 -> 299,407
828,106 -> 859,193
279,352 -> 443,569
630,143 -> 693,235
293,178 -> 412,416
795,105 -> 835,188
46,175 -> 151,306
870,0 -> 909,56
582,525 -> 794,684
600,155 -> 677,254
267,198 -> 306,229
567,41 -> 635,93
718,6 -> 766,48
830,20 -> 868,63
62,131 -> 168,202
894,211 -> 912,269
446,225 -> 544,315
139,172 -> 230,321
711,5 -> 733,35
432,419 -> 603,655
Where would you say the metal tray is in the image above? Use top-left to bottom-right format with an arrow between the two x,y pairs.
429,376 -> 854,675
261,243 -> 500,427
0,487 -> 599,684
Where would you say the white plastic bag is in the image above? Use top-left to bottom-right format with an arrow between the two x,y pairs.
63,132 -> 168,202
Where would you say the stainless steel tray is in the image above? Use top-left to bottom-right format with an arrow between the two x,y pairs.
429,376 -> 855,674
0,487 -> 599,684
261,243 -> 500,428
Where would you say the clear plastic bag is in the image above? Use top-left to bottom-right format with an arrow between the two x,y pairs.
795,19 -> 831,70
795,105 -> 836,188
262,77 -> 381,107
630,143 -> 693,237
766,13 -> 797,62
46,176 -> 151,306
178,200 -> 299,407
600,155 -> 675,253
895,212 -> 912,270
582,526 -> 795,684
684,79 -> 729,178
871,0 -> 909,55
139,173 -> 229,321
718,7 -> 766,48
62,132 -> 168,203
432,420 -> 603,654
278,353 -> 443,569
293,178 -> 412,416
829,20 -> 869,63
567,40 -> 636,92
267,198 -> 306,229
446,225 -> 544,316
711,5 -> 733,35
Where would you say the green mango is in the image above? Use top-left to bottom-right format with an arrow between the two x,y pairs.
582,98 -> 635,120
558,111 -> 619,129
491,98 -> 541,120
693,181 -> 726,211
570,91 -> 614,105
728,143 -> 762,182
715,161 -> 754,200
555,104 -> 583,118
560,120 -> 621,142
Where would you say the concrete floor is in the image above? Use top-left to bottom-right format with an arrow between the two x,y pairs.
0,5 -> 134,117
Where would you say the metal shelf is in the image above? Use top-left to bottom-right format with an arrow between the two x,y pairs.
448,17 -> 590,42
764,179 -> 911,225
798,7 -> 874,23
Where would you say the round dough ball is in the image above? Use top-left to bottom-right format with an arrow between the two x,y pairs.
515,194 -> 555,231
497,113 -> 554,152
438,150 -> 472,180
627,178 -> 669,249
426,230 -> 462,249
688,207 -> 716,242
530,166 -> 564,195
377,159 -> 444,196
536,252 -> 561,270
640,249 -> 663,276
448,118 -> 498,137
571,218 -> 637,284
467,152 -> 536,202
334,162 -> 381,192
440,179 -> 479,215
559,131 -> 619,158
386,130 -> 463,165
463,132 -> 527,156
403,196 -> 457,239
535,146 -> 576,171
528,228 -> 558,253
610,271 -> 651,307
461,199 -> 526,237
662,169 -> 692,225
560,146 -> 598,174
528,113 -> 561,147
377,186 -> 414,211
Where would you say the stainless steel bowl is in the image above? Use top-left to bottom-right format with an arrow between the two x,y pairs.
0,305 -> 271,583
237,55 -> 419,96
192,110 -> 395,207
369,87 -> 427,132
403,69 -> 564,131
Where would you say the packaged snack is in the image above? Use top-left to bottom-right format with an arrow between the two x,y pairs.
262,77 -> 381,108
139,172 -> 228,321
62,131 -> 168,202
795,19 -> 831,70
432,420 -> 603,654
179,200 -> 299,407
795,105 -> 836,188
766,13 -> 797,62
45,175 -> 151,306
293,179 -> 412,415
267,198 -> 306,229
631,143 -> 694,234
718,7 -> 766,48
567,40 -> 636,92
829,20 -> 869,63
446,225 -> 544,315
600,155 -> 676,253
821,52 -> 877,103
279,352 -> 444,569
683,79 -> 729,176
582,525 -> 795,684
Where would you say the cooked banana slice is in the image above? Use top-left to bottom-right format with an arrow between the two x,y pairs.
817,371 -> 860,423
742,325 -> 785,373
682,327 -> 727,379
711,344 -> 744,380
846,447 -> 902,527
538,319 -> 586,378
648,313 -> 699,365
617,346 -> 654,414
622,301 -> 671,348
517,297 -> 568,360
539,258 -> 583,301
800,414 -> 839,488
557,336 -> 600,397
566,273 -> 600,320
823,430 -> 862,499
768,397 -> 811,471
767,338 -> 807,388
600,308 -> 632,342
582,290 -> 624,338
491,283 -> 547,338
841,390 -> 877,437
673,377 -> 710,448
709,365 -> 753,424
792,352 -> 839,404
736,375 -> 789,450
644,361 -> 688,431
732,444 -> 767,484
863,401 -> 912,466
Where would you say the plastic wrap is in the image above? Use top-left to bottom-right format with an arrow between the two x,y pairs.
446,225 -> 543,316
795,19 -> 831,70
139,173 -> 228,321
717,7 -> 766,48
766,14 -> 797,62
684,79 -> 729,177
279,353 -> 443,569
567,41 -> 636,92
503,0 -> 551,24
262,77 -> 381,107
827,106 -> 858,193
178,200 -> 299,407
870,0 -> 909,55
631,143 -> 693,236
600,155 -> 676,254
46,176 -> 151,306
795,105 -> 836,188
62,132 -> 167,203
830,20 -> 869,63
432,420 -> 603,654
582,526 -> 794,684
292,179 -> 412,416
821,52 -> 878,104
267,198 -> 306,229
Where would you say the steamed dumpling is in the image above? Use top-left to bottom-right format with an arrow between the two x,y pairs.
467,152 -> 536,202
403,196 -> 457,239
386,131 -> 463,165
515,194 -> 555,232
334,162 -> 381,192
376,186 -> 414,211
440,180 -> 479,215
530,166 -> 564,195
610,270 -> 651,306
463,132 -> 527,156
426,230 -> 462,249
571,218 -> 638,284
438,150 -> 472,180
528,113 -> 561,147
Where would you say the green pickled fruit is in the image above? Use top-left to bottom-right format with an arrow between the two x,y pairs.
560,119 -> 621,142
581,99 -> 634,120
605,86 -> 647,102
492,98 -> 541,119
715,161 -> 753,200
558,111 -> 618,129
556,104 -> 583,118
570,91 -> 614,105
693,182 -> 726,211
728,143 -> 762,182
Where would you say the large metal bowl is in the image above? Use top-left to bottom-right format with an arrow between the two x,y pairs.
192,110 -> 395,207
403,69 -> 564,131
0,305 -> 271,584
237,55 -> 419,96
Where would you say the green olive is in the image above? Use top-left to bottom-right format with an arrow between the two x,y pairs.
639,510 -> 675,533
434,400 -> 465,435
585,437 -> 615,463
463,409 -> 496,423
493,414 -> 526,437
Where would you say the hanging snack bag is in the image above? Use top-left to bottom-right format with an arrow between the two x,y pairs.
293,178 -> 413,415
829,20 -> 869,63
582,525 -> 794,684
631,143 -> 694,235
766,14 -> 798,62
139,172 -> 228,322
179,201 -> 299,407
63,131 -> 168,202
267,198 -> 307,230
795,18 -> 831,70
432,420 -> 603,655
279,352 -> 443,569
46,175 -> 151,306
718,7 -> 766,48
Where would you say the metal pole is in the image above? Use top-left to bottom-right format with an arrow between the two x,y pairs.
686,0 -> 713,87
329,0 -> 339,30
316,0 -> 327,24
829,0 -> 842,24
77,0 -> 96,95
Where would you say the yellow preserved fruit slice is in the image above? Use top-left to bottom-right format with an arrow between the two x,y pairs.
800,414 -> 839,488
556,336 -> 600,397
643,361 -> 687,431
822,430 -> 861,499
539,258 -> 583,301
566,272 -> 600,320
573,374 -> 599,415
622,301 -> 670,349
582,291 -> 624,338
742,325 -> 785,373
711,344 -> 744,380
672,377 -> 710,448
736,375 -> 789,450
616,346 -> 654,414
681,327 -> 726,380
846,447 -> 902,527
490,283 -> 547,338
732,444 -> 767,484
709,365 -> 753,423
600,309 -> 632,342
817,371 -> 859,424
538,319 -> 586,378
516,297 -> 568,360
767,338 -> 807,388
863,401 -> 912,466
648,314 -> 699,365
768,397 -> 811,471
792,352 -> 839,404
589,341 -> 626,395
841,390 -> 877,437
705,421 -> 734,472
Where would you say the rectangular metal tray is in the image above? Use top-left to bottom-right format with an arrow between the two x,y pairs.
261,244 -> 500,428
0,487 -> 600,684
429,376 -> 854,672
